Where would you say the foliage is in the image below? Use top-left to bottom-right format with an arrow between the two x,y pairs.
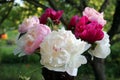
0,0 -> 43,33
0,63 -> 43,80
105,42 -> 120,78
0,0 -> 117,35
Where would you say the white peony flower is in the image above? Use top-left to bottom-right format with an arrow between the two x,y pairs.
88,32 -> 111,58
40,29 -> 91,76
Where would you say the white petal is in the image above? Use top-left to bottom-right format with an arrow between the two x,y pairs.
69,55 -> 87,68
40,29 -> 89,76
66,55 -> 87,76
66,68 -> 78,76
89,44 -> 110,58
89,32 -> 111,58
13,47 -> 22,55
18,52 -> 26,57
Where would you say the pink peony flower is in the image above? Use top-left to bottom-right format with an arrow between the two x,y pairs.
75,16 -> 104,43
18,16 -> 40,33
68,15 -> 80,31
15,24 -> 51,56
83,7 -> 106,26
39,8 -> 63,24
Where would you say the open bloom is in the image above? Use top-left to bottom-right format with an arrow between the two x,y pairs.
39,8 -> 63,24
88,32 -> 110,58
40,29 -> 90,76
14,24 -> 51,56
83,7 -> 106,26
75,16 -> 104,43
18,16 -> 39,33
68,15 -> 80,31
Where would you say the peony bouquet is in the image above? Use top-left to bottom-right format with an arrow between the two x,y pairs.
14,7 -> 110,79
68,7 -> 110,59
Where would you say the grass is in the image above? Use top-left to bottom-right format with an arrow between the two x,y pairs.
0,63 -> 95,80
1,63 -> 120,80
0,63 -> 44,80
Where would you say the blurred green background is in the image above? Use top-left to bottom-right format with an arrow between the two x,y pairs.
0,0 -> 120,80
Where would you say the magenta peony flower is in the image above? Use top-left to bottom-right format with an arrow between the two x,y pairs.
39,8 -> 63,24
83,7 -> 106,26
14,24 -> 51,56
68,15 -> 80,31
75,16 -> 104,43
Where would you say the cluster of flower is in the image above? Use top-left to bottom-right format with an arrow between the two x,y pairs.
14,7 -> 110,76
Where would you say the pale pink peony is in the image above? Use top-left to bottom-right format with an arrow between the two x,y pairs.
83,7 -> 106,26
18,16 -> 40,33
14,24 -> 51,56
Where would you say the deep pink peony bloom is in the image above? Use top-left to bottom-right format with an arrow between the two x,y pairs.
68,15 -> 80,31
39,8 -> 64,24
75,16 -> 104,43
83,7 -> 106,26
